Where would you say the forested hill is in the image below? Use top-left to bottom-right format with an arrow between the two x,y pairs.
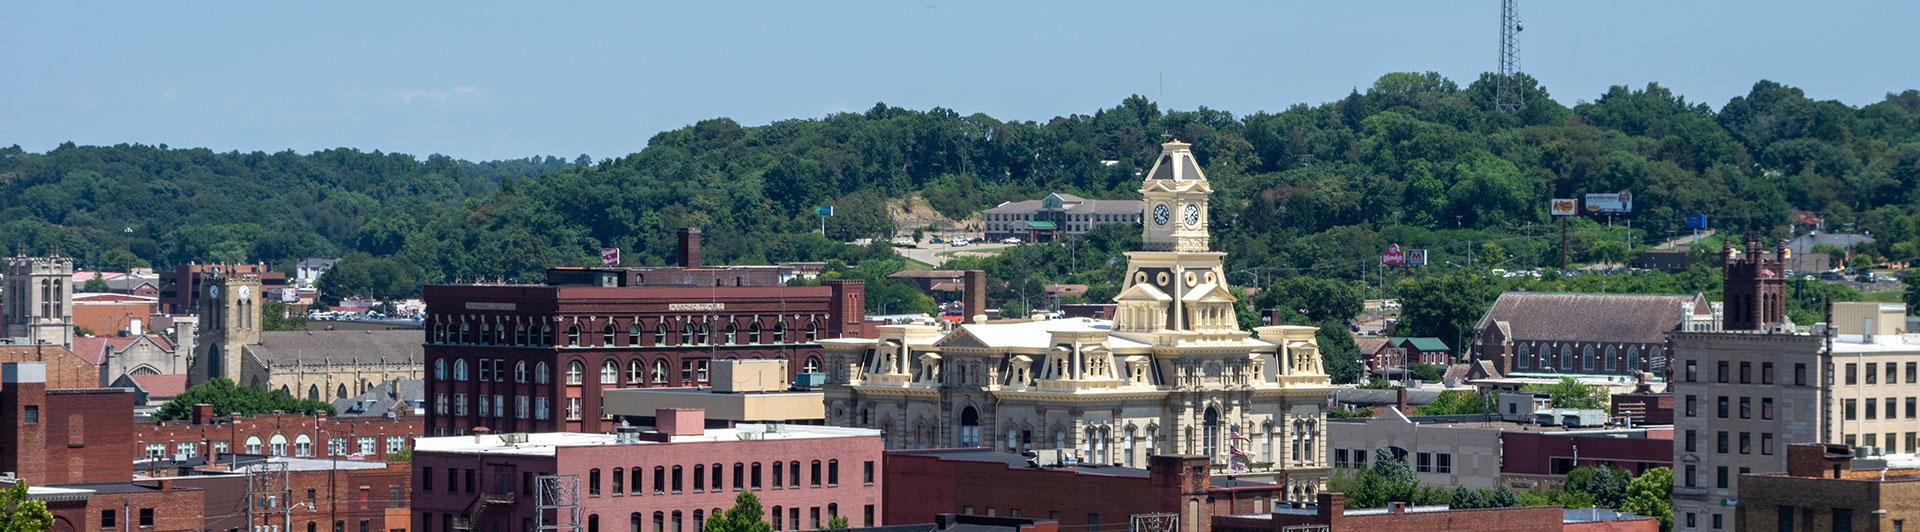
5,73 -> 1920,290
0,144 -> 581,269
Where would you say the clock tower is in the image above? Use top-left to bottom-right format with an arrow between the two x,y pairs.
1112,140 -> 1240,339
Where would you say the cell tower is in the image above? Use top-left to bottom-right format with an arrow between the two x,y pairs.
1495,0 -> 1523,113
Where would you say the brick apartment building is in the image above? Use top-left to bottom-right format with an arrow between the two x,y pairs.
163,456 -> 413,532
1736,444 -> 1920,532
131,404 -> 422,463
412,408 -> 885,532
423,229 -> 874,436
884,450 -> 1283,532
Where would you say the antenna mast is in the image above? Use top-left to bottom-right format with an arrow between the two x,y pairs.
1496,0 -> 1523,113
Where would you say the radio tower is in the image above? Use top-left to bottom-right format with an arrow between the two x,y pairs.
1495,0 -> 1523,113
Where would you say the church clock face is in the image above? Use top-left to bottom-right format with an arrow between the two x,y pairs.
1184,204 -> 1200,227
207,285 -> 220,299
1152,204 -> 1170,225
238,286 -> 252,300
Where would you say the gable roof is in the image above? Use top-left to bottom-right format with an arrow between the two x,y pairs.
248,330 -> 422,364
128,374 -> 188,398
331,379 -> 423,417
71,335 -> 176,365
1473,292 -> 1701,345
1390,337 -> 1451,352
1353,336 -> 1391,355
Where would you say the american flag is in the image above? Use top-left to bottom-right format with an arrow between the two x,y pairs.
1229,445 -> 1248,457
1229,424 -> 1251,442
1762,267 -> 1776,277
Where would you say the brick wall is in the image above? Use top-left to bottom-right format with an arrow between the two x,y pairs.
133,412 -> 422,463
41,480 -> 206,532
0,345 -> 101,390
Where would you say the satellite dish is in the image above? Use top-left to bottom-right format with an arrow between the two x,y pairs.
1516,20 -> 1525,31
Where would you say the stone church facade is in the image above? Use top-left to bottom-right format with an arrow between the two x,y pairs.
822,141 -> 1336,498
188,276 -> 421,399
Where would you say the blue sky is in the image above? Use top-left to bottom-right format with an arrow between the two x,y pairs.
6,1 -> 1916,162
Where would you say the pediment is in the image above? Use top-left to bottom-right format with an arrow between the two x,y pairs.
1181,283 -> 1236,303
1114,282 -> 1173,302
934,328 -> 995,349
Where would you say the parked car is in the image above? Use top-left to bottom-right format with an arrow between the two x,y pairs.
950,239 -> 969,247
929,237 -> 944,243
1002,237 -> 1022,244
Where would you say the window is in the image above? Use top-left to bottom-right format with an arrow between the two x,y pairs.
1740,397 -> 1751,419
733,463 -> 744,491
359,437 -> 375,455
140,508 -> 153,527
1909,397 -> 1918,419
1762,362 -> 1774,384
772,461 -> 783,489
1834,509 -> 1853,532
435,359 -> 447,380
630,468 -> 641,496
1685,430 -> 1696,452
863,461 -> 874,485
1684,465 -> 1696,488
176,442 -> 196,458
629,360 -> 645,384
1716,466 -> 1728,489
752,463 -> 763,489
1335,449 -> 1350,469
1416,452 -> 1432,473
1889,362 -> 1899,384
654,467 -> 666,495
454,359 -> 469,381
568,325 -> 581,346
102,510 -> 116,529
694,465 -> 705,492
1778,506 -> 1793,532
1718,361 -> 1729,382
1910,362 -> 1918,384
810,461 -> 821,488
1740,361 -> 1751,383
329,437 -> 347,456
712,463 -> 723,491
567,397 -> 581,420
1436,453 -> 1451,474
1685,360 -> 1697,382
1739,432 -> 1751,454
567,361 -> 584,384
602,361 -> 619,384
515,361 -> 529,383
144,443 -> 165,458
672,466 -> 683,493
1762,433 -> 1774,455
828,460 -> 839,486
516,396 -> 529,419
590,469 -> 601,497
1718,396 -> 1728,418
1796,363 -> 1808,386
535,397 -> 550,420
789,461 -> 800,488
1717,432 -> 1729,454
1846,399 -> 1858,420
1714,513 -> 1723,530
424,467 -> 434,491
1685,395 -> 1697,417
1847,363 -> 1858,385
478,357 -> 492,381
245,436 -> 263,454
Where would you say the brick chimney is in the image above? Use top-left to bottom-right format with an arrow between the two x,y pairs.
677,228 -> 702,268
1316,493 -> 1345,528
963,270 -> 987,323
193,403 -> 214,425
823,279 -> 866,337
655,408 -> 706,436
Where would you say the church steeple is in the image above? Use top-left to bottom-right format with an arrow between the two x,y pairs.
1139,141 -> 1212,253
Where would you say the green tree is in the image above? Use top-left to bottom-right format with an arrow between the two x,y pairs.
1448,486 -> 1488,509
1619,467 -> 1674,532
1408,362 -> 1444,382
1812,243 -> 1847,266
824,516 -> 850,530
1585,466 -> 1628,509
1413,390 -> 1487,416
1487,483 -> 1519,508
1588,240 -> 1631,266
1907,281 -> 1920,316
0,481 -> 54,532
705,492 -> 774,532
153,378 -> 336,420
1395,272 -> 1484,350
1523,377 -> 1609,410
263,301 -> 308,331
315,253 -> 422,304
83,273 -> 110,293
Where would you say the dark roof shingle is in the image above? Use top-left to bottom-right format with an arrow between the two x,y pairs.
1474,292 -> 1700,345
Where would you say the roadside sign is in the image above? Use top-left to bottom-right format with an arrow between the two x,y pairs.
1686,214 -> 1708,230
1550,199 -> 1578,216
1584,191 -> 1633,214
600,248 -> 620,266
814,206 -> 834,217
1407,249 -> 1428,266
1381,244 -> 1405,265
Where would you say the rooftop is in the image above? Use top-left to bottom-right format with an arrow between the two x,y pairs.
949,318 -> 1153,350
888,448 -> 1274,489
416,423 -> 880,456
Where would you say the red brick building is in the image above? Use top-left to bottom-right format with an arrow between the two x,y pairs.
26,478 -> 208,532
1499,429 -> 1675,490
884,450 -> 1285,532
2,363 -> 140,485
131,404 -> 422,463
422,232 -> 874,436
0,344 -> 100,390
158,263 -> 288,314
412,408 -> 885,532
165,456 -> 413,532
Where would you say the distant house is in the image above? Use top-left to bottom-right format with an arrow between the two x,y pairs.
1471,292 -> 1714,379
1388,337 -> 1451,365
294,257 -> 340,288
982,193 -> 1142,242
1784,231 -> 1874,272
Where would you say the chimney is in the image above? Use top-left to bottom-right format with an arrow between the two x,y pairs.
192,404 -> 213,425
1317,493 -> 1344,524
1396,388 -> 1409,412
963,270 -> 987,324
677,228 -> 702,268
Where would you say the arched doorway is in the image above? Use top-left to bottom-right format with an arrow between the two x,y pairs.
1202,406 -> 1220,458
958,406 -> 980,447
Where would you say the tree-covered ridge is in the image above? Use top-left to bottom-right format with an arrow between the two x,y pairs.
0,143 -> 580,271
5,74 -> 1919,294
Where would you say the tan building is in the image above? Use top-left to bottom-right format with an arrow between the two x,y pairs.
604,359 -> 826,426
1671,301 -> 1920,531
1737,443 -> 1920,532
3,252 -> 75,348
823,141 -> 1337,498
188,276 -> 421,399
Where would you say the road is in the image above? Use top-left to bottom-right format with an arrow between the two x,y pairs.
895,241 -> 1015,268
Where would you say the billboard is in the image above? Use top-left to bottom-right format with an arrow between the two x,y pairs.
600,248 -> 621,266
1584,191 -> 1633,214
1550,198 -> 1578,216
1686,214 -> 1708,230
1406,249 -> 1428,266
1381,244 -> 1405,265
813,206 -> 834,217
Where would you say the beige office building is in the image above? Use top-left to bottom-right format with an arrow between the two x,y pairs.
822,141 -> 1337,497
1671,301 -> 1920,531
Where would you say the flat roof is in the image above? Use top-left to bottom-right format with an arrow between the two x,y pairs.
417,423 -> 879,456
887,449 -> 1274,489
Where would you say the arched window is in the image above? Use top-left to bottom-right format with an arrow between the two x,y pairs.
434,324 -> 447,343
569,325 -> 582,346
516,361 -> 529,383
336,384 -> 347,399
774,322 -> 786,343
807,321 -> 819,342
1559,344 -> 1573,370
308,385 -> 319,401
749,322 -> 761,344
453,359 -> 469,381
588,514 -> 599,532
245,436 -> 263,454
604,324 -> 616,346
724,323 -> 737,344
652,360 -> 670,384
654,321 -> 667,346
630,359 -> 646,384
1604,345 -> 1618,372
803,356 -> 821,374
480,324 -> 492,345
1517,344 -> 1530,370
567,361 -> 584,385
535,362 -> 551,384
541,325 -> 552,345
959,407 -> 981,447
697,324 -> 710,345
269,434 -> 288,456
681,323 -> 694,345
1202,407 -> 1220,459
602,360 -> 619,384
459,323 -> 470,343
435,359 -> 447,380
1582,345 -> 1596,371
629,323 -> 641,346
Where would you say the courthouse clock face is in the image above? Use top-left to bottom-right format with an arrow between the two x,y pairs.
1152,204 -> 1170,226
1184,204 -> 1201,227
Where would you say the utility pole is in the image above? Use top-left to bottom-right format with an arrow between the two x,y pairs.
1559,215 -> 1569,270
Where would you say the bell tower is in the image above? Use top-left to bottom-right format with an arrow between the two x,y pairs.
1139,141 -> 1213,253
188,275 -> 262,386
